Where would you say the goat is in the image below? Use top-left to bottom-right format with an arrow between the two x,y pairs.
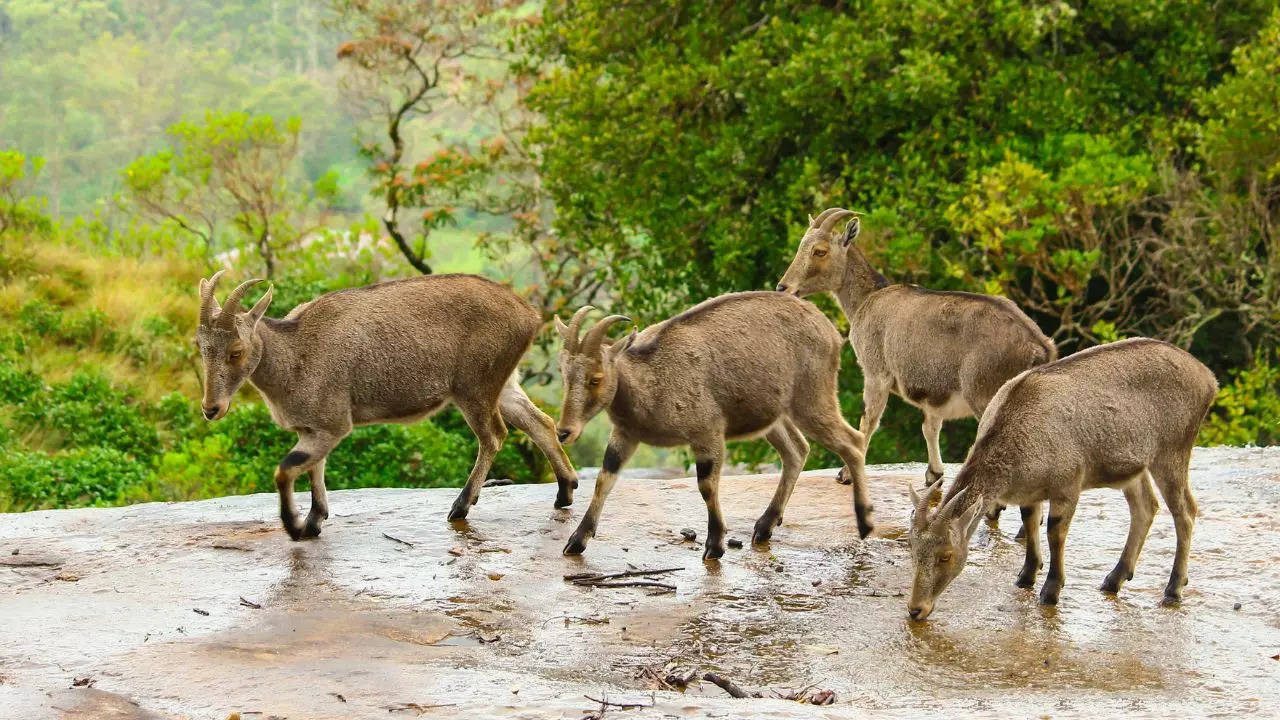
194,272 -> 578,539
552,293 -> 873,560
776,208 -> 1056,528
905,338 -> 1217,620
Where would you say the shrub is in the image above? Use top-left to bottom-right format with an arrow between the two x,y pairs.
1201,353 -> 1280,447
0,446 -> 150,511
17,372 -> 159,460
0,358 -> 42,404
60,308 -> 119,349
18,299 -> 61,336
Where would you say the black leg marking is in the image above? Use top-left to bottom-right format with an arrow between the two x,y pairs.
695,459 -> 713,481
603,446 -> 624,474
279,450 -> 311,471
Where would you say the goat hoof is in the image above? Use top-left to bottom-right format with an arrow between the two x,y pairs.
447,503 -> 470,521
1038,584 -> 1061,605
702,545 -> 725,561
563,535 -> 588,555
1160,593 -> 1182,607
1014,525 -> 1027,540
301,522 -> 323,539
751,527 -> 772,545
856,519 -> 874,539
1015,574 -> 1035,589
835,468 -> 852,485
925,468 -> 943,484
554,494 -> 573,509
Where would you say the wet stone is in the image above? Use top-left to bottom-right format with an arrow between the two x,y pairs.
0,447 -> 1277,718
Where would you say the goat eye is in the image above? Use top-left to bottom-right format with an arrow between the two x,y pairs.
813,249 -> 827,257
228,350 -> 243,361
938,551 -> 953,564
588,375 -> 603,386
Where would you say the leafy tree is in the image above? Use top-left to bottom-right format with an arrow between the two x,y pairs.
0,150 -> 50,236
122,111 -> 337,276
329,0 -> 511,274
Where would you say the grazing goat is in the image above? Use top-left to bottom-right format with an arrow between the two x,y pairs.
905,338 -> 1217,620
776,209 -> 1055,523
553,293 -> 873,560
195,272 -> 578,539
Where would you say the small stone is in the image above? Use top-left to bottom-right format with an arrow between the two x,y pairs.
727,538 -> 743,549
1233,602 -> 1242,611
679,528 -> 697,542
447,547 -> 464,556
487,572 -> 504,581
811,579 -> 822,587
774,564 -> 784,573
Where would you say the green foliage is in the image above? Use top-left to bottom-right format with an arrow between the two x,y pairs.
16,372 -> 160,461
0,0 -> 361,217
1200,353 -> 1280,447
0,149 -> 51,235
528,0 -> 1278,463
1196,10 -> 1280,182
0,446 -> 150,511
122,111 -> 329,277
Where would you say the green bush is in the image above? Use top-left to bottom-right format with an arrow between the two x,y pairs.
60,308 -> 119,349
0,446 -> 150,511
0,359 -> 42,404
16,372 -> 159,460
1201,353 -> 1280,447
18,299 -> 61,336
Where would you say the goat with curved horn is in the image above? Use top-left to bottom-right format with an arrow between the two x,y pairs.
193,273 -> 581,541
554,291 -> 874,561
777,206 -> 1057,539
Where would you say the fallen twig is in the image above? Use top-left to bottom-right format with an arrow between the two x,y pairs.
381,533 -> 414,547
384,702 -> 456,715
565,567 -> 681,583
702,672 -> 758,699
584,694 -> 653,710
193,608 -> 210,616
239,596 -> 261,609
583,580 -> 676,592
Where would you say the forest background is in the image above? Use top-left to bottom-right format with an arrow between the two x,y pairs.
0,0 -> 1276,511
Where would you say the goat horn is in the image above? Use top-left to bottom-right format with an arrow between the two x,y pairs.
199,270 -> 225,326
808,207 -> 844,229
818,208 -> 855,237
580,314 -> 630,357
199,270 -> 226,325
561,305 -> 595,351
218,278 -> 264,326
938,485 -> 971,521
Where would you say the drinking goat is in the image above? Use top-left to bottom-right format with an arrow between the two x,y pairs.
905,338 -> 1217,620
195,272 -> 578,539
553,293 -> 873,560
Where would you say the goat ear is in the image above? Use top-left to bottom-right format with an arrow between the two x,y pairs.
957,495 -> 985,538
247,284 -> 273,327
840,217 -> 861,248
605,329 -> 636,362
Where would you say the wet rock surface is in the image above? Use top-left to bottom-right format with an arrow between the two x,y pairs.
1,447 -> 1278,718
